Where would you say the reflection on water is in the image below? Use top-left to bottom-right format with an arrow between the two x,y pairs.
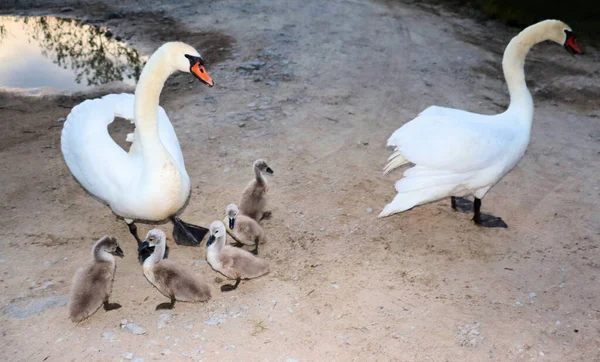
0,16 -> 144,91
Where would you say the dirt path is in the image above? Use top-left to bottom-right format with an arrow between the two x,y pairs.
1,0 -> 599,361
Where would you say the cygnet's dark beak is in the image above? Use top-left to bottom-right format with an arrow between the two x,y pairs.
207,235 -> 216,247
137,241 -> 155,264
111,246 -> 124,258
266,167 -> 274,175
229,217 -> 235,230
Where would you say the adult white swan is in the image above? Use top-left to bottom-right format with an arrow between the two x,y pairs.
61,42 -> 214,256
380,20 -> 582,227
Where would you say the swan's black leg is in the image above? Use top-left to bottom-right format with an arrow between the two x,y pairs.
221,278 -> 241,292
473,197 -> 508,228
103,300 -> 122,311
171,216 -> 208,246
451,197 -> 474,212
127,221 -> 142,246
156,296 -> 176,310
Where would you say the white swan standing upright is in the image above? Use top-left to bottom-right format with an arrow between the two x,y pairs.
61,42 -> 215,260
380,20 -> 582,227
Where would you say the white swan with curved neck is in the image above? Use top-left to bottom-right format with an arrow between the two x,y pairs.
61,42 -> 214,249
379,20 -> 582,227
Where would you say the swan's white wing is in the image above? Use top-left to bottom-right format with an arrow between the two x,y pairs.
387,106 -> 515,173
61,94 -> 137,203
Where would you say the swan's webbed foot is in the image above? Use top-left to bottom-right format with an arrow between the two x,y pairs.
220,278 -> 241,292
103,301 -> 122,311
156,297 -> 176,310
474,213 -> 508,228
451,197 -> 474,213
473,197 -> 508,228
171,216 -> 208,246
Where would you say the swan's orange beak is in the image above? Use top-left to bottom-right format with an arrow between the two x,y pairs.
191,62 -> 214,87
564,32 -> 582,55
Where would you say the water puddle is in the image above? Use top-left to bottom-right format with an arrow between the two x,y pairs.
0,16 -> 144,93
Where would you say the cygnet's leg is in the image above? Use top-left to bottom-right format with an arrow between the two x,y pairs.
156,296 -> 176,310
451,197 -> 474,213
473,198 -> 508,228
103,300 -> 122,311
170,216 -> 209,246
251,239 -> 259,255
221,278 -> 241,292
260,211 -> 272,221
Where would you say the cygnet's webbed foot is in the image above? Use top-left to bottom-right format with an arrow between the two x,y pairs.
171,216 -> 208,246
472,197 -> 508,228
474,213 -> 508,228
251,240 -> 259,255
451,197 -> 474,213
103,301 -> 122,311
156,297 -> 176,310
220,279 -> 241,292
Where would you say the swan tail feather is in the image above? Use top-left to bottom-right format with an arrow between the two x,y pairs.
378,185 -> 456,218
379,166 -> 472,218
383,149 -> 409,175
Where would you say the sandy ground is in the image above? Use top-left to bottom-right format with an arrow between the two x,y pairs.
1,0 -> 600,361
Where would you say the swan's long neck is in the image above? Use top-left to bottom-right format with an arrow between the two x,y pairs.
146,242 -> 166,265
502,21 -> 555,122
93,246 -> 113,263
254,166 -> 266,185
214,234 -> 226,252
134,46 -> 174,155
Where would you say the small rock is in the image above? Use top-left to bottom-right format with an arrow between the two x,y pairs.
101,331 -> 116,341
366,208 -> 373,214
56,117 -> 66,123
60,7 -> 73,12
185,324 -> 193,329
214,276 -> 224,283
286,359 -> 299,362
123,352 -> 134,360
157,313 -> 172,329
162,349 -> 171,356
332,284 -> 340,289
238,122 -> 246,128
528,292 -> 537,299
121,321 -> 147,335
539,351 -> 545,357
515,301 -> 522,306
556,321 -> 561,325
247,102 -> 256,108
132,358 -> 144,362
287,307 -> 294,313
225,345 -> 236,351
